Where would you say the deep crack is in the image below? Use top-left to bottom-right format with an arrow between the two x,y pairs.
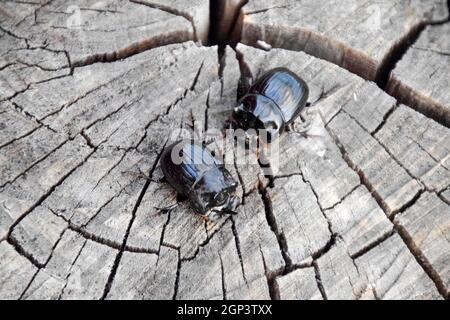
325,122 -> 448,299
100,141 -> 168,299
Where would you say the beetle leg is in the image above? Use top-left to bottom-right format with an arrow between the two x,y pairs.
221,208 -> 238,215
154,203 -> 179,213
237,75 -> 253,101
290,109 -> 327,138
288,118 -> 312,139
122,170 -> 160,183
158,176 -> 167,183
198,214 -> 210,222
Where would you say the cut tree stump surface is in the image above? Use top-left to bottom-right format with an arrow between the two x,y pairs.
0,0 -> 449,300
388,23 -> 450,127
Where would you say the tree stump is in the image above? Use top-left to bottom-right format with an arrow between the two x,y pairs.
0,0 -> 449,300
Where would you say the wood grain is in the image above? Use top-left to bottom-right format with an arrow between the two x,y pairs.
0,0 -> 448,300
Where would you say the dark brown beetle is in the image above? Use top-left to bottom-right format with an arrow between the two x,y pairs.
231,67 -> 309,141
161,140 -> 240,221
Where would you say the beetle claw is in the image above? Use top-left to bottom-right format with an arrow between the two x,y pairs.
154,203 -> 179,213
290,109 -> 327,139
292,119 -> 312,133
198,214 -> 210,222
237,75 -> 253,101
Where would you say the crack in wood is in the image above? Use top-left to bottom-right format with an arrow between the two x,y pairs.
100,141 -> 168,299
230,217 -> 247,284
0,122 -> 41,150
7,232 -> 43,269
325,122 -> 448,299
258,182 -> 292,269
171,248 -> 181,300
18,227 -> 68,299
57,239 -> 88,300
238,3 -> 450,128
0,136 -> 70,189
350,229 -> 395,260
154,210 -> 171,268
130,0 -> 199,42
218,252 -> 227,300
375,21 -> 427,89
259,245 -> 280,300
4,144 -> 95,242
177,215 -> 232,262
72,32 -> 193,68
371,103 -> 399,136
313,261 -> 327,300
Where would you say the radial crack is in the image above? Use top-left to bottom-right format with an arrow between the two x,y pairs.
325,123 -> 448,299
100,141 -> 168,299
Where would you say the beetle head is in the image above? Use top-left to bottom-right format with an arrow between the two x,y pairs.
189,168 -> 240,221
231,94 -> 285,142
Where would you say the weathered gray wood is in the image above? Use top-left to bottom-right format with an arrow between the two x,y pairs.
315,241 -> 369,299
21,230 -> 86,300
21,230 -> 118,300
107,247 -> 178,299
441,189 -> 450,204
328,111 -> 422,215
6,0 -> 194,67
324,185 -> 393,257
0,101 -> 39,148
1,39 -> 223,299
0,45 -> 69,101
17,231 -> 117,299
0,136 -> 92,240
58,240 -> 117,299
375,105 -> 450,192
0,0 -> 50,30
10,206 -> 67,266
316,235 -> 443,300
239,0 -> 448,80
177,218 -> 273,300
276,267 -> 322,300
0,127 -> 67,186
0,241 -> 37,299
355,234 -> 443,299
230,192 -> 284,291
177,220 -> 244,300
388,24 -> 450,127
268,175 -> 331,265
130,0 -> 210,44
1,0 -> 449,300
394,192 -> 450,297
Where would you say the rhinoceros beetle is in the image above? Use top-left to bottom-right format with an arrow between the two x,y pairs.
231,67 -> 309,141
160,140 -> 240,221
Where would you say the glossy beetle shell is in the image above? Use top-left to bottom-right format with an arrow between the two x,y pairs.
161,140 -> 239,219
231,67 -> 309,139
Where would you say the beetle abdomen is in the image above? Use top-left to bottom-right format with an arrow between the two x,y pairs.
248,68 -> 309,124
161,141 -> 239,217
232,68 -> 309,139
161,141 -> 218,195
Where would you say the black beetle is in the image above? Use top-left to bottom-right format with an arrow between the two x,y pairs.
160,140 -> 240,221
231,67 -> 309,140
